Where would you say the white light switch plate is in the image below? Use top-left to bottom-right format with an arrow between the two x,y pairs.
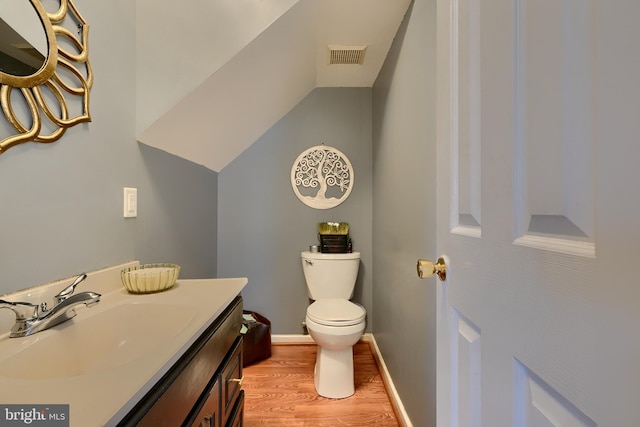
123,187 -> 137,218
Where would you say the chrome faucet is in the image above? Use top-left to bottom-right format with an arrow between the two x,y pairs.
0,273 -> 101,338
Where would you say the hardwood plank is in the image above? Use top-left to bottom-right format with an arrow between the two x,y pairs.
243,342 -> 400,426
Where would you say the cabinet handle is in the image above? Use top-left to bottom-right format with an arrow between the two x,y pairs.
228,376 -> 244,387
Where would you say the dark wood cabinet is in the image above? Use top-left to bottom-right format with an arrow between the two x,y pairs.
191,337 -> 244,427
117,296 -> 244,427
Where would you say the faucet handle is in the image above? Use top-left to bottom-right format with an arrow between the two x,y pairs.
0,300 -> 39,320
53,273 -> 87,304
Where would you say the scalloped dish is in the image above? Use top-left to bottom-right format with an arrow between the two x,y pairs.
121,263 -> 180,294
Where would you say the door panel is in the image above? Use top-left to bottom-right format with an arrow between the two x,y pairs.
451,309 -> 482,427
436,0 -> 640,426
512,0 -> 595,256
514,360 -> 596,427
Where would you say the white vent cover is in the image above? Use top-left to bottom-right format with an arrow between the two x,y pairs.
328,45 -> 367,65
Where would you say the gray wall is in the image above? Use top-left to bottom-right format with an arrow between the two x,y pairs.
136,144 -> 218,278
0,1 -> 218,295
218,87 -> 373,334
372,1 -> 437,426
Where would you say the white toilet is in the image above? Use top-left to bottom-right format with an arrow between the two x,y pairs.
301,250 -> 366,399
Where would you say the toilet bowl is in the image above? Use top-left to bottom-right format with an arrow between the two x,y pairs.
305,298 -> 366,398
301,251 -> 365,398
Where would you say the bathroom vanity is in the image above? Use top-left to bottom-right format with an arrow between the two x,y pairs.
119,295 -> 244,426
0,263 -> 247,427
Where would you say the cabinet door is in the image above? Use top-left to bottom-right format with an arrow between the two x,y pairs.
221,338 -> 243,425
225,390 -> 244,427
191,378 -> 221,427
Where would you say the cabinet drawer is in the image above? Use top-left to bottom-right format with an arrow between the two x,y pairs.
225,390 -> 244,427
191,377 -> 220,427
221,337 -> 243,425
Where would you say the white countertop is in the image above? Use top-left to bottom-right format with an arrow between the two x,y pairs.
0,270 -> 247,427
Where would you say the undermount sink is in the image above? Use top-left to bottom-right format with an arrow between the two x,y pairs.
0,301 -> 195,380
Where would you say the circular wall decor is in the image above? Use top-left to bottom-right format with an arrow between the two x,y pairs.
291,144 -> 354,209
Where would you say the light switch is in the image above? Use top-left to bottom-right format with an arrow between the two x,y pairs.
123,187 -> 137,218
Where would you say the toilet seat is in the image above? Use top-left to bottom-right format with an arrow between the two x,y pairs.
306,299 -> 366,326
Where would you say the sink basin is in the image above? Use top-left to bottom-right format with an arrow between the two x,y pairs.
0,302 -> 195,380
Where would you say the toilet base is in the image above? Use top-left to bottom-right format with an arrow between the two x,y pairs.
313,345 -> 354,399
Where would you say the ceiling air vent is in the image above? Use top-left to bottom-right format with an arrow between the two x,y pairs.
328,45 -> 367,65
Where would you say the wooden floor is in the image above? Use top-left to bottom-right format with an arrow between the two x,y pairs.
243,342 -> 400,426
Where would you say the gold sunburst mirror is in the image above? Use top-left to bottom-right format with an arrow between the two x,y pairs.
0,0 -> 92,154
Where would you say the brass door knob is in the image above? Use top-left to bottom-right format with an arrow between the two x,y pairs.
417,258 -> 447,281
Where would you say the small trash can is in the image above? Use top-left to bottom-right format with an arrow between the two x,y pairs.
241,310 -> 272,367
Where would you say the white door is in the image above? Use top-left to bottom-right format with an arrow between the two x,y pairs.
434,0 -> 640,426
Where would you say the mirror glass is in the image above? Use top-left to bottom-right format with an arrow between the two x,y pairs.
0,2 -> 47,77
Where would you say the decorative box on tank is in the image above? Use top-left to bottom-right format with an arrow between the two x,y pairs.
318,222 -> 352,253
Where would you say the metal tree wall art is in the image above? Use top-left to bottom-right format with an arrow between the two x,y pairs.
291,144 -> 354,209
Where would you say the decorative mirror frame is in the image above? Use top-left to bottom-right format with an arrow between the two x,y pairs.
0,0 -> 92,154
291,144 -> 354,209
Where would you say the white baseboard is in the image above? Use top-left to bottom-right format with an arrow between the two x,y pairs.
271,334 -> 315,344
365,334 -> 413,427
270,333 -> 413,427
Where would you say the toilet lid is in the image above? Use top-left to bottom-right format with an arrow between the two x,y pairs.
307,299 -> 366,326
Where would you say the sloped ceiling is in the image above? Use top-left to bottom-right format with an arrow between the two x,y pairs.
136,0 -> 410,172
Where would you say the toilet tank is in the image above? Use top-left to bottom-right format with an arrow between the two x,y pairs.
301,251 -> 361,300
